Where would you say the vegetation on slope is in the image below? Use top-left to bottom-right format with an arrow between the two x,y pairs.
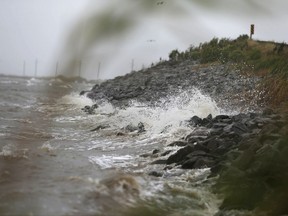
168,35 -> 288,110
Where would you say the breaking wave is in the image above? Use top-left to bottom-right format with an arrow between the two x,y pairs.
70,88 -> 224,137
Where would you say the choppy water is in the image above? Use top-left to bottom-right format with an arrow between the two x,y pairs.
0,76 -> 228,216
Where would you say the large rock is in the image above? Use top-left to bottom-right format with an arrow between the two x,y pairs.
164,111 -> 284,174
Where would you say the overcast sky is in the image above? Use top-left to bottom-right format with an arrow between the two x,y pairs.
0,0 -> 287,79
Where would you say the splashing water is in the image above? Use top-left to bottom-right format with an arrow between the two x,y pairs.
86,88 -> 222,137
0,77 -> 227,216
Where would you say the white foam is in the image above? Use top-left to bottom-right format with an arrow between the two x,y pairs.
26,78 -> 44,86
0,144 -> 15,157
40,142 -> 56,152
59,92 -> 94,108
95,102 -> 116,115
95,88 -> 222,135
0,144 -> 28,158
57,88 -> 224,138
0,80 -> 19,84
55,115 -> 91,123
88,155 -> 134,169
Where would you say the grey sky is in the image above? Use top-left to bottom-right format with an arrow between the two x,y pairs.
0,0 -> 287,79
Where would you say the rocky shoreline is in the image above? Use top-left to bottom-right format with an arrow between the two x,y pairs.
150,111 -> 276,172
83,60 -> 261,112
81,59 -> 288,215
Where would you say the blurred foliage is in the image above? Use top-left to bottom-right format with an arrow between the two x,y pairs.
214,115 -> 288,215
63,0 -> 271,76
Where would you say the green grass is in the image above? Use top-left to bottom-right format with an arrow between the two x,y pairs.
167,35 -> 288,109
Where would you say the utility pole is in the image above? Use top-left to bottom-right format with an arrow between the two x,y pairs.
97,62 -> 101,80
55,61 -> 59,77
131,59 -> 134,72
78,60 -> 82,77
34,59 -> 38,77
23,61 -> 26,76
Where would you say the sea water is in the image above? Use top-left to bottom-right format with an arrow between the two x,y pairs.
0,75 -> 227,216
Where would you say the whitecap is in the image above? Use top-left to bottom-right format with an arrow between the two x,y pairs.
88,155 -> 134,169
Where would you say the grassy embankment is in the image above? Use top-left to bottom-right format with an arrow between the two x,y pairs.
167,35 -> 288,112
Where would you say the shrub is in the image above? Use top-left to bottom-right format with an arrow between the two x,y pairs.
190,50 -> 201,60
218,38 -> 231,48
236,34 -> 249,41
207,37 -> 219,47
249,49 -> 262,60
229,50 -> 245,62
200,46 -> 219,63
168,49 -> 180,61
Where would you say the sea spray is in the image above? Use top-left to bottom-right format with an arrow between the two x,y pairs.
89,88 -> 223,137
60,92 -> 95,108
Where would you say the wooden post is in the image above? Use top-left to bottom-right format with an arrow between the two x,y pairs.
250,24 -> 255,39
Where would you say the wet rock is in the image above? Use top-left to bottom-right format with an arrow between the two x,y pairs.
124,124 -> 138,132
137,122 -> 146,133
140,153 -> 151,158
193,143 -> 210,152
186,150 -> 211,158
90,125 -> 109,131
80,90 -> 89,96
116,132 -> 125,136
205,138 -> 222,152
166,145 -> 194,164
161,150 -> 173,156
81,104 -> 98,114
223,122 -> 249,136
213,115 -> 230,122
187,127 -> 210,136
188,116 -> 203,127
182,156 -> 216,169
202,114 -> 213,127
164,112 -> 282,172
209,128 -> 224,136
167,141 -> 188,147
124,122 -> 146,133
163,165 -> 173,170
152,149 -> 160,154
186,136 -> 207,144
212,123 -> 229,129
148,171 -> 163,177
151,159 -> 167,165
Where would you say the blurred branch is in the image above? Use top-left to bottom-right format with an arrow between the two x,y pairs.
62,0 -> 271,76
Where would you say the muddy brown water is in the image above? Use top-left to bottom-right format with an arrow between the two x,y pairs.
0,76 -> 223,216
